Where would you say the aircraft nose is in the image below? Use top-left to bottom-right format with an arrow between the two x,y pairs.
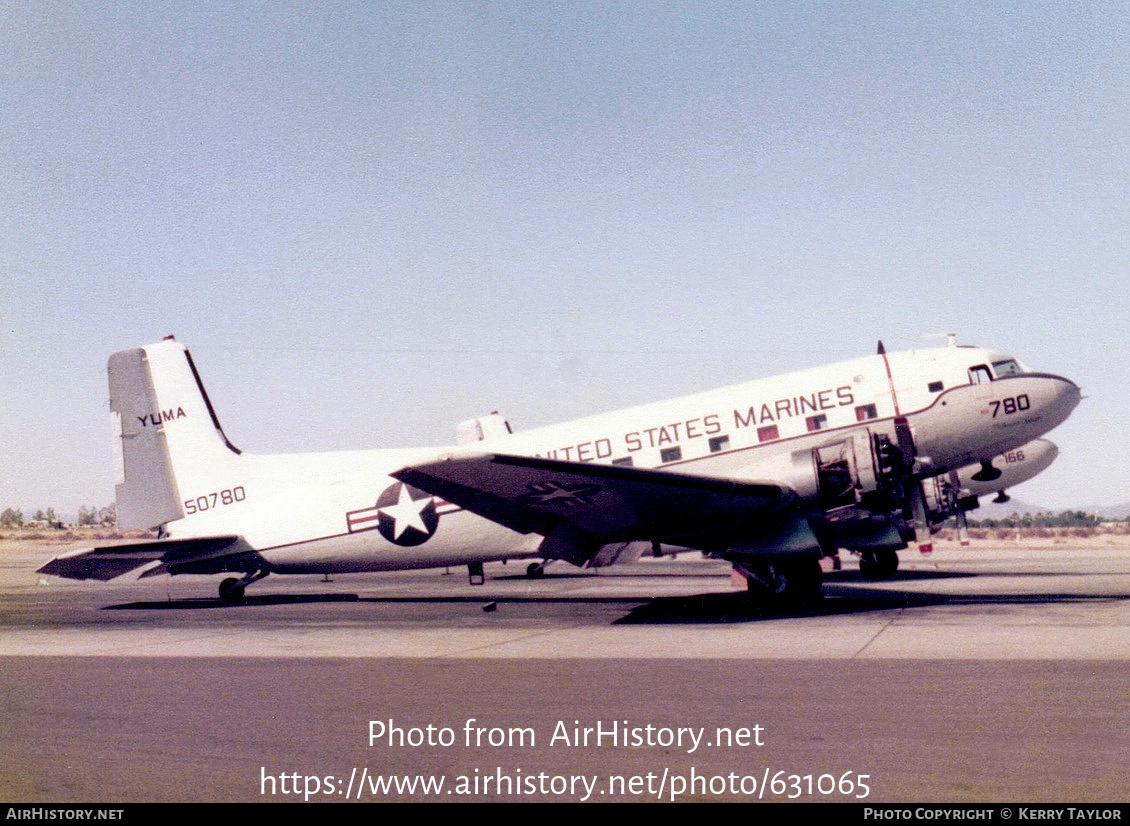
1054,375 -> 1081,412
1035,374 -> 1082,431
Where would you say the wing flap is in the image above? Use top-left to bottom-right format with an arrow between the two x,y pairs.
37,535 -> 252,581
393,453 -> 797,548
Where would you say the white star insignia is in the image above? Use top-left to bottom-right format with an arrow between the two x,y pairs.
379,485 -> 432,540
521,481 -> 601,507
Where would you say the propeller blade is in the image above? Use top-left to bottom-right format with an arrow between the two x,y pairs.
910,482 -> 932,554
893,416 -> 915,464
949,470 -> 970,547
893,417 -> 931,553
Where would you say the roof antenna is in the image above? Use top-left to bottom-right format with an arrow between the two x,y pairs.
876,340 -> 886,355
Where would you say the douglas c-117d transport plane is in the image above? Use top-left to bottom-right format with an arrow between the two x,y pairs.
39,336 -> 1080,607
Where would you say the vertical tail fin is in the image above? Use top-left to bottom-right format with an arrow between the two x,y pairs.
109,338 -> 241,529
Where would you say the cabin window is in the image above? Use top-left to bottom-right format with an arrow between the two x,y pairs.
928,381 -> 944,393
757,425 -> 779,442
708,435 -> 730,453
612,457 -> 633,467
968,365 -> 992,385
806,414 -> 828,432
855,404 -> 877,421
992,359 -> 1021,377
660,447 -> 682,463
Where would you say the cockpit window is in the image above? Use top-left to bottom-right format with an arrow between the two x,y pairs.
968,365 -> 992,385
992,359 -> 1022,377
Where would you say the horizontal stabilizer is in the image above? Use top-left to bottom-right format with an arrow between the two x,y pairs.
38,535 -> 255,581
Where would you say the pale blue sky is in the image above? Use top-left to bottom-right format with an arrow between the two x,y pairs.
3,2 -> 1128,516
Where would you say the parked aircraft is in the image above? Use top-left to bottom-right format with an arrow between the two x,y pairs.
39,337 -> 1080,606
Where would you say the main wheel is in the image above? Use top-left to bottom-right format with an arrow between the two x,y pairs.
526,562 -> 545,578
743,559 -> 823,610
859,548 -> 899,579
780,558 -> 824,606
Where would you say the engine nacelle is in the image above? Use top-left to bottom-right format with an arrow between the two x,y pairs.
921,439 -> 1059,523
739,450 -> 820,500
739,430 -> 884,510
835,515 -> 911,552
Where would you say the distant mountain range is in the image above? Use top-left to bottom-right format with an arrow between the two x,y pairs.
968,497 -> 1130,521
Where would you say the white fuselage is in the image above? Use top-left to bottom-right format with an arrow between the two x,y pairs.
163,344 -> 1079,573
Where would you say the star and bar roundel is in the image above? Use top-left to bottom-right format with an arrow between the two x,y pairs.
515,481 -> 602,507
347,482 -> 441,546
347,478 -> 605,546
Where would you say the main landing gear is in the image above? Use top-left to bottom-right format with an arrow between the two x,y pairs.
857,548 -> 900,579
732,558 -> 824,611
217,568 -> 270,603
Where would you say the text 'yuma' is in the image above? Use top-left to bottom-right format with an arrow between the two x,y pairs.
137,407 -> 187,427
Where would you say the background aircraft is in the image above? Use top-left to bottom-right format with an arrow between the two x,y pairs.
39,337 -> 1079,607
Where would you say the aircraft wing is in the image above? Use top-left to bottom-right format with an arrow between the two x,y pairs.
393,453 -> 799,563
37,535 -> 261,581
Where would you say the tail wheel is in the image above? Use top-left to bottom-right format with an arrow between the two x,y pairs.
218,577 -> 246,604
217,568 -> 269,603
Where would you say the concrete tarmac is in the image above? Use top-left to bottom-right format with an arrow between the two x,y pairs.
1,541 -> 1128,803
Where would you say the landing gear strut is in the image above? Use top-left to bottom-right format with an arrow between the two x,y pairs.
971,460 -> 1001,482
217,568 -> 270,603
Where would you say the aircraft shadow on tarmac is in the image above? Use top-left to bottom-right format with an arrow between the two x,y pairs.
489,569 -> 974,583
102,569 -> 1129,625
612,584 -> 1129,625
103,592 -> 640,611
104,593 -> 363,610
